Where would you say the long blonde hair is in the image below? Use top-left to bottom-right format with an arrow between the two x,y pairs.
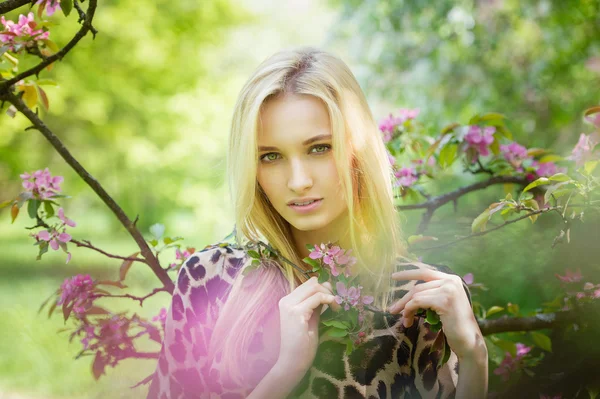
209,46 -> 407,387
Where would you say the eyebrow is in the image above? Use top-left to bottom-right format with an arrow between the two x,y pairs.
258,134 -> 332,152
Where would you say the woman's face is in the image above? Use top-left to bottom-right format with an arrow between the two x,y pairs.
256,93 -> 349,242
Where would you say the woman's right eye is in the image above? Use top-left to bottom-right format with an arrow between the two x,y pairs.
260,153 -> 280,162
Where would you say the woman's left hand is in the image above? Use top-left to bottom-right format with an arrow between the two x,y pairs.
388,267 -> 483,360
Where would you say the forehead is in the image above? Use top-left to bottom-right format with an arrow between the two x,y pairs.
258,94 -> 331,143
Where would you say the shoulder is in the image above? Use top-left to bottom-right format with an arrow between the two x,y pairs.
174,242 -> 251,299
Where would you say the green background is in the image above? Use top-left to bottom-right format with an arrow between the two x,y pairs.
1,0 -> 599,397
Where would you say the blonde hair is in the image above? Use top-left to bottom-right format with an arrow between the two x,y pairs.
209,46 -> 407,387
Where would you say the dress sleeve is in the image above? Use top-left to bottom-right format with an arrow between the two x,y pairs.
146,244 -> 244,399
396,260 -> 473,399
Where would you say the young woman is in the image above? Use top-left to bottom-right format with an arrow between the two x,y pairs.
146,47 -> 488,399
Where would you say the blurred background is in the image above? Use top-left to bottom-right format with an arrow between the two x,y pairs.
1,0 -> 599,397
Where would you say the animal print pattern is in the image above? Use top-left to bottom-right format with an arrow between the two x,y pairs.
146,242 -> 472,399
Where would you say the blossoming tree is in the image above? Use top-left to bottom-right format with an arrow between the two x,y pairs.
2,1 -> 600,397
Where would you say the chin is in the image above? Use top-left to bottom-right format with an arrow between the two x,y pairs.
287,215 -> 331,232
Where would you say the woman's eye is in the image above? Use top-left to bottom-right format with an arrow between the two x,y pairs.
259,144 -> 331,163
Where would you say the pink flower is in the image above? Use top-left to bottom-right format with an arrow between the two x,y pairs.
36,0 -> 61,16
555,268 -> 582,283
309,243 -> 357,277
81,325 -> 96,350
378,108 -> 419,143
334,281 -> 372,311
387,151 -> 396,166
500,141 -> 529,163
58,207 -> 76,227
568,133 -> 599,167
493,343 -> 532,382
394,166 -> 418,187
0,12 -> 50,52
465,126 -> 496,157
35,228 -> 71,250
175,248 -> 190,260
463,273 -> 474,285
532,161 -> 558,177
20,168 -> 63,200
539,394 -> 562,399
58,274 -> 95,317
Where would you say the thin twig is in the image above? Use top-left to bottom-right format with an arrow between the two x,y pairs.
92,288 -> 167,306
4,91 -> 174,293
70,239 -> 147,263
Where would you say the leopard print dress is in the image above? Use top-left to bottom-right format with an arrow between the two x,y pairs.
146,242 -> 472,399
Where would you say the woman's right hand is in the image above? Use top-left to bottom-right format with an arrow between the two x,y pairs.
275,276 -> 339,375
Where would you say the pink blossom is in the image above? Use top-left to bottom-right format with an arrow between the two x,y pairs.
81,325 -> 96,350
465,126 -> 496,157
463,273 -> 474,285
0,12 -> 50,52
555,268 -> 582,283
568,133 -> 599,167
378,108 -> 419,143
398,108 -> 420,120
493,342 -> 532,382
58,207 -> 76,227
334,282 -> 372,311
58,274 -> 95,317
20,167 -> 63,200
394,166 -> 418,187
532,161 -> 558,177
36,0 -> 61,16
500,141 -> 529,162
34,228 -> 71,250
309,243 -> 357,277
175,248 -> 190,260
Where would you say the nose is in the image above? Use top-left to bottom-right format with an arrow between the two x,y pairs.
287,158 -> 313,193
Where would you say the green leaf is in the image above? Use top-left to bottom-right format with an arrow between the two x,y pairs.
485,306 -> 504,318
471,209 -> 491,233
27,199 -> 41,219
531,331 -> 552,352
484,337 -> 506,364
149,239 -> 158,247
247,250 -> 260,259
61,0 -> 73,16
584,160 -> 598,175
318,270 -> 330,284
326,327 -> 348,338
548,173 -> 571,182
539,154 -> 564,163
438,143 -> 458,169
302,257 -> 321,269
468,114 -> 481,125
544,181 -> 572,205
426,309 -> 440,325
479,112 -> 506,121
43,200 -> 54,218
407,235 -> 438,245
507,303 -> 520,315
321,320 -> 350,329
345,340 -> 354,356
436,335 -> 451,370
522,177 -> 551,194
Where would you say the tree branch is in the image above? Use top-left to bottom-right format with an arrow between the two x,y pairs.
0,0 -> 32,15
92,287 -> 168,306
0,0 -> 98,91
3,90 -> 174,293
478,310 -> 580,336
70,239 -> 148,264
396,175 -> 528,211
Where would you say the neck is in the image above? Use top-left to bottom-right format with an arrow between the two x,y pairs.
290,214 -> 352,261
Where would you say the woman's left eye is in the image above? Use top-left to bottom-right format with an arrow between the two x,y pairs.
310,144 -> 331,154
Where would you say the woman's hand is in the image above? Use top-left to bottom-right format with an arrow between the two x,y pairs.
388,267 -> 484,360
275,276 -> 340,376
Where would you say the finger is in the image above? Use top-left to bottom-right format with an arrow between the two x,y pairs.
388,280 -> 444,314
285,277 -> 331,306
402,289 -> 444,328
391,268 -> 447,282
295,292 -> 336,317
